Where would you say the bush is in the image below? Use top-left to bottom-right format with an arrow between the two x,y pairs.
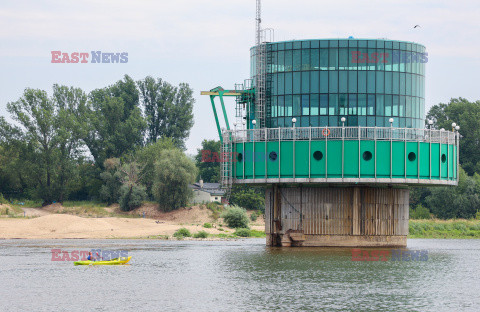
221,206 -> 249,229
250,212 -> 258,222
173,228 -> 191,238
193,230 -> 209,238
119,184 -> 146,211
476,210 -> 480,220
229,185 -> 265,212
203,223 -> 212,228
234,228 -> 251,237
410,204 -> 431,219
0,193 -> 8,204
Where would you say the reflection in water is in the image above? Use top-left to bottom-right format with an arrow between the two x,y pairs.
0,239 -> 479,312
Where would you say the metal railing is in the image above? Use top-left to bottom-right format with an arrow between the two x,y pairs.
227,126 -> 457,144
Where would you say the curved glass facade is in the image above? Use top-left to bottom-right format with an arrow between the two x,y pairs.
250,39 -> 426,128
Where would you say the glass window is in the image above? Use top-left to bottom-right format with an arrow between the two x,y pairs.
376,94 -> 384,116
400,73 -> 406,95
367,71 -> 375,93
348,116 -> 358,126
271,52 -> 277,73
406,96 -> 412,118
329,94 -> 338,115
329,48 -> 338,70
302,95 -> 309,115
293,72 -> 301,94
348,71 -> 357,93
320,40 -> 328,48
278,73 -> 285,94
376,117 -> 384,127
367,116 -> 375,126
310,116 -> 319,127
339,48 -> 348,70
385,41 -> 393,49
278,96 -> 285,117
358,40 -> 367,48
358,116 -> 366,127
392,50 -> 400,72
272,96 -> 277,117
349,40 -> 358,48
399,96 -> 405,117
393,95 -> 399,116
406,73 -> 411,96
293,41 -> 301,49
358,94 -> 367,115
285,95 -> 293,116
278,118 -> 285,127
358,71 -> 367,93
285,72 -> 292,94
293,50 -> 301,71
272,74 -> 277,95
311,71 -> 319,93
367,94 -> 375,115
385,72 -> 392,94
367,48 -> 376,70
302,49 -> 310,70
311,41 -> 319,49
393,72 -> 399,94
293,95 -> 301,116
277,51 -> 285,72
320,116 -> 328,126
358,48 -> 367,70
300,117 -> 310,127
310,94 -> 319,115
377,48 -> 385,71
311,49 -> 319,69
329,71 -> 338,93
339,71 -> 348,93
285,117 -> 292,127
330,40 -> 338,48
385,95 -> 392,116
302,72 -> 309,93
348,48 -> 358,70
320,71 -> 328,93
285,50 -> 292,71
339,94 -> 347,116
349,94 -> 357,115
385,49 -> 392,71
320,94 -> 328,115
376,71 -> 384,93
320,49 -> 328,70
302,41 -> 310,49
339,40 -> 348,48
412,74 -> 416,97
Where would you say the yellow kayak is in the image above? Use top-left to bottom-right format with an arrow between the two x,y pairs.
74,256 -> 131,266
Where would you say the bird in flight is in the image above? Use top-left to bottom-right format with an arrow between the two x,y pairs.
414,25 -> 421,28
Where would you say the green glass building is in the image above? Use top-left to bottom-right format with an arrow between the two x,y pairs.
203,38 -> 459,247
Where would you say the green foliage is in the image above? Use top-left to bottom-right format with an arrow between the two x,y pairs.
119,184 -> 146,212
426,98 -> 480,175
409,204 -> 431,219
221,206 -> 249,229
153,149 -> 198,212
193,230 -> 209,238
99,158 -> 123,205
135,138 -> 175,199
173,228 -> 191,238
203,223 -> 212,228
409,220 -> 480,238
0,193 -> 7,204
137,76 -> 194,148
229,185 -> 265,212
476,210 -> 480,220
194,139 -> 221,183
425,167 -> 480,219
83,75 -> 146,168
234,228 -> 251,237
250,213 -> 258,222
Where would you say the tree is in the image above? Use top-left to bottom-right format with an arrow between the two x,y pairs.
195,139 -> 221,183
426,98 -> 480,175
83,75 -> 146,168
135,138 -> 176,199
99,158 -> 123,205
5,87 -> 83,205
118,162 -> 146,211
153,149 -> 197,211
230,185 -> 265,212
137,76 -> 194,148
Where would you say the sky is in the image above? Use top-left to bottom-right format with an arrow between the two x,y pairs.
1,0 -> 479,155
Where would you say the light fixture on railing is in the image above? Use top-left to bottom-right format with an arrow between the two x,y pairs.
233,122 -> 237,131
440,128 -> 445,131
292,118 -> 297,128
252,119 -> 256,129
451,122 -> 457,131
455,125 -> 460,131
341,117 -> 346,127
428,119 -> 433,129
389,118 -> 394,127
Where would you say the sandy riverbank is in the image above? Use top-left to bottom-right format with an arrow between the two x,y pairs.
0,205 -> 265,239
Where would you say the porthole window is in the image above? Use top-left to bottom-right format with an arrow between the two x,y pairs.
362,151 -> 372,161
237,153 -> 243,162
441,154 -> 446,163
269,151 -> 278,161
313,151 -> 323,161
408,152 -> 416,162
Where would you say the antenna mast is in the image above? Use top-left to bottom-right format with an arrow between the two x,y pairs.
255,0 -> 266,128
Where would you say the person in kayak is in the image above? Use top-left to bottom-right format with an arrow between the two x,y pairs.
87,252 -> 94,261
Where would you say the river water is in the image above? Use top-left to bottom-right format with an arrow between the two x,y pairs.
0,238 -> 479,312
